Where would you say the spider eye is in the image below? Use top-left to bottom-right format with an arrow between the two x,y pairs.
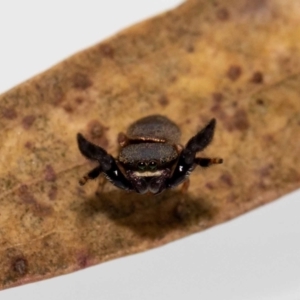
137,162 -> 146,171
149,161 -> 157,170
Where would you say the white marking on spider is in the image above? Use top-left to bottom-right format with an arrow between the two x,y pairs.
133,170 -> 163,177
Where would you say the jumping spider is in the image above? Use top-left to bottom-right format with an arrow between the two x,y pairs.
77,115 -> 223,194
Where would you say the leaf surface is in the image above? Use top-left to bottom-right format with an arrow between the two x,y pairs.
1,0 -> 300,289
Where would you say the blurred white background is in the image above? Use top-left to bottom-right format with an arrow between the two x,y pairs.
1,1 -> 300,299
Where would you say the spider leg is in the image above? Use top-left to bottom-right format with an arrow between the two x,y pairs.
79,165 -> 102,186
104,159 -> 135,191
166,119 -> 219,189
77,133 -> 134,191
194,157 -> 223,167
77,133 -> 112,171
183,118 -> 216,164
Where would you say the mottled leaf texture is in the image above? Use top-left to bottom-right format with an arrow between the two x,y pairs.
1,0 -> 300,290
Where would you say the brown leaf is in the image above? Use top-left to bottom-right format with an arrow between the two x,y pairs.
1,0 -> 300,290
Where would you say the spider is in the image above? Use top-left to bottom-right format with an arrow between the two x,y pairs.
77,115 -> 222,194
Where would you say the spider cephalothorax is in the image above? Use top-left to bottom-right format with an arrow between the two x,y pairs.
77,115 -> 222,194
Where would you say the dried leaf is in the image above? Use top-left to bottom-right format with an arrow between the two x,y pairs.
1,0 -> 300,290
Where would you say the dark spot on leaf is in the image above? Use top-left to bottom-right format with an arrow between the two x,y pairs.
227,65 -> 242,81
158,95 -> 169,107
44,165 -> 57,182
75,97 -> 84,104
35,80 -> 65,105
262,134 -> 275,145
18,185 -> 53,217
63,97 -> 86,112
219,173 -> 233,186
170,76 -> 177,83
186,44 -> 195,53
24,141 -> 35,150
22,115 -> 36,130
210,95 -> 226,117
72,73 -> 93,90
18,185 -> 36,204
250,71 -> 264,83
89,121 -> 104,138
2,108 -> 17,120
256,98 -> 264,105
212,92 -> 224,103
232,109 -> 249,131
48,185 -> 58,201
259,164 -> 274,177
241,0 -> 269,15
205,182 -> 215,190
76,251 -> 89,269
86,120 -> 109,148
52,89 -> 65,105
223,109 -> 250,131
227,193 -> 237,203
12,257 -> 28,276
210,103 -> 221,113
216,8 -> 230,21
99,44 -> 114,58
63,103 -> 74,113
34,203 -> 53,217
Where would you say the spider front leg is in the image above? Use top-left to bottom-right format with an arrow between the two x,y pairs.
167,118 -> 222,189
77,133 -> 134,191
194,157 -> 223,167
79,165 -> 103,186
